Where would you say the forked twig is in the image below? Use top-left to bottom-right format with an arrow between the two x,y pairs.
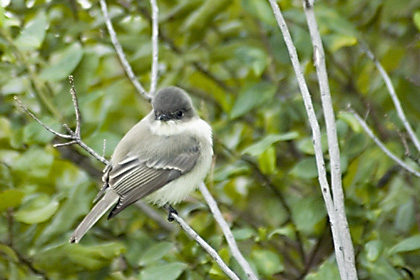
15,76 -> 108,166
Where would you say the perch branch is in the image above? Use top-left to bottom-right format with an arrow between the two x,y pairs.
199,183 -> 258,280
170,212 -> 240,280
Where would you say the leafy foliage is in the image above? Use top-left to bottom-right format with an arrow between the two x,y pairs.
1,0 -> 420,279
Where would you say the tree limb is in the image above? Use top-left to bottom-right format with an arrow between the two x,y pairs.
268,0 -> 358,279
303,1 -> 357,279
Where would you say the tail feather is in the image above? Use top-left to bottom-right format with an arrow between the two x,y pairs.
70,191 -> 119,243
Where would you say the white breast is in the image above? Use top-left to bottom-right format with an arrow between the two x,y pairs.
146,117 -> 213,206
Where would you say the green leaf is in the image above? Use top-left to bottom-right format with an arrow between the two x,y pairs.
139,242 -> 174,266
0,244 -> 19,262
365,240 -> 383,262
394,200 -> 415,232
290,157 -> 318,179
235,46 -> 268,76
1,77 -> 31,95
241,0 -> 276,26
15,12 -> 48,51
0,190 -> 25,213
35,243 -> 126,273
232,228 -> 256,241
39,43 -> 84,82
305,259 -> 340,280
23,117 -> 59,145
0,117 -> 11,140
257,146 -> 276,174
323,34 -> 357,52
413,10 -> 420,31
230,82 -> 277,119
242,132 -> 299,156
182,0 -> 231,43
252,249 -> 284,276
140,262 -> 188,280
35,179 -> 93,246
14,194 -> 59,224
296,134 -> 328,155
290,195 -> 326,235
316,6 -> 358,37
12,146 -> 54,178
388,235 -> 420,254
338,112 -> 362,133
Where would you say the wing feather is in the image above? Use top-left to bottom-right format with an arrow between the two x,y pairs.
104,135 -> 201,219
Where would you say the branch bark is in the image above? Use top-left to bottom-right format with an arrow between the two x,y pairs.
303,1 -> 357,279
268,0 -> 358,279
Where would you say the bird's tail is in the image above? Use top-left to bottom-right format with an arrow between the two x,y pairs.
69,190 -> 119,243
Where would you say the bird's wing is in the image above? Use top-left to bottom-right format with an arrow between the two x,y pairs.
105,136 -> 200,218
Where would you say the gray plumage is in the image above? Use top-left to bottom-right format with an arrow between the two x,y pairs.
69,87 -> 213,243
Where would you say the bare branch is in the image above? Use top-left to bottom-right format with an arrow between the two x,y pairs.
303,1 -> 357,279
14,96 -> 72,139
54,141 -> 78,148
99,0 -> 151,101
362,45 -> 420,153
15,80 -> 109,166
268,0 -> 357,279
149,0 -> 159,96
170,212 -> 241,280
102,139 -> 107,158
199,183 -> 258,280
68,75 -> 81,137
268,0 -> 335,245
350,110 -> 420,177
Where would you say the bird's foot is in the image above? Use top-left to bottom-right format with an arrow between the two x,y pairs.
164,203 -> 178,222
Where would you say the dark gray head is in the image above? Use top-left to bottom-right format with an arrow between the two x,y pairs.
152,87 -> 196,122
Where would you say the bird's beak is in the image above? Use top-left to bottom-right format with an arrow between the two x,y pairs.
156,113 -> 170,121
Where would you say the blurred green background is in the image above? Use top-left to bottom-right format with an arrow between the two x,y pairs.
1,0 -> 420,279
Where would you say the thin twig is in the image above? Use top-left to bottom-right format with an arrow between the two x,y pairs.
199,183 -> 258,280
303,1 -> 357,279
350,110 -> 420,177
267,0 -> 350,278
362,45 -> 420,153
14,97 -> 72,139
170,212 -> 241,280
149,0 -> 159,95
99,0 -> 151,101
68,75 -> 81,137
15,79 -> 108,166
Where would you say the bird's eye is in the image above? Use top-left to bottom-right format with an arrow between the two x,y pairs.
176,110 -> 184,119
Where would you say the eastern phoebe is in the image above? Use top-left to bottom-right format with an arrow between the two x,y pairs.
70,87 -> 213,243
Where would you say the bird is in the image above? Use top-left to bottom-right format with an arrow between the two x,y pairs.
70,86 -> 213,243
